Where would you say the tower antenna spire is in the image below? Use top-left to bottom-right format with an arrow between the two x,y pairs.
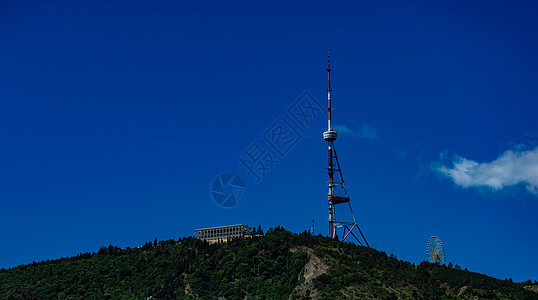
322,54 -> 370,247
327,53 -> 332,130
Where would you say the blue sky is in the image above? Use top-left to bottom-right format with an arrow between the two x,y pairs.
1,1 -> 538,282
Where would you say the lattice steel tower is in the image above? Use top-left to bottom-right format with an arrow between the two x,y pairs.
323,54 -> 370,246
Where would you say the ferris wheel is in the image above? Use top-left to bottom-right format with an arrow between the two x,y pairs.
426,236 -> 446,265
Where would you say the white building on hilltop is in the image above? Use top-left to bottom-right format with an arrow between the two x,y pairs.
195,224 -> 251,243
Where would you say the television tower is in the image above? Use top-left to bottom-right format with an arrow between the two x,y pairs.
323,54 -> 370,247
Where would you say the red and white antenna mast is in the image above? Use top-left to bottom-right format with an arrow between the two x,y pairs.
323,54 -> 370,246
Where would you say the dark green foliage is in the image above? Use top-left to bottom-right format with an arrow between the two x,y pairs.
310,236 -> 538,299
0,228 -> 536,299
0,228 -> 310,299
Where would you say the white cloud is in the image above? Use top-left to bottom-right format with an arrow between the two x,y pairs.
333,123 -> 377,140
434,146 -> 538,195
395,148 -> 409,159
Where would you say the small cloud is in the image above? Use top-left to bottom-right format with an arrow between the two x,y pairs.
433,146 -> 538,196
395,148 -> 409,159
333,123 -> 378,140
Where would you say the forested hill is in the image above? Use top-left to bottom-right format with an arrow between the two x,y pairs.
1,227 -> 537,299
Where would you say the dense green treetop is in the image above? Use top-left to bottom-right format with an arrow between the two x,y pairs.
1,227 -> 536,299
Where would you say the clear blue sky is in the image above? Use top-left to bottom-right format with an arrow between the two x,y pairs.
1,1 -> 537,282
